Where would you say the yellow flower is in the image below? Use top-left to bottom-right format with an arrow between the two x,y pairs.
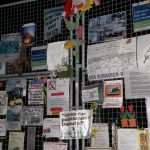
79,0 -> 94,12
91,127 -> 99,138
90,103 -> 98,111
64,40 -> 75,49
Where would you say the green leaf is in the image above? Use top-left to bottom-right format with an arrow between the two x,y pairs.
64,18 -> 77,31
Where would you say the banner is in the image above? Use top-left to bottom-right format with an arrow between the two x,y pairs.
28,79 -> 44,105
60,110 -> 93,139
132,1 -> 150,32
44,6 -> 63,40
47,78 -> 69,115
102,80 -> 123,108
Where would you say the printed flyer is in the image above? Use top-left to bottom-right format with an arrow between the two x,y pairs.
6,79 -> 27,98
47,78 -> 70,115
43,118 -> 60,138
0,33 -> 20,62
21,106 -> 43,126
6,105 -> 22,130
8,132 -> 25,150
44,6 -> 63,40
0,119 -> 6,137
28,79 -> 44,105
22,23 -> 35,45
102,80 -> 123,108
132,1 -> 150,32
44,142 -> 68,150
60,110 -> 93,139
0,91 -> 8,115
31,46 -> 47,71
88,11 -> 126,44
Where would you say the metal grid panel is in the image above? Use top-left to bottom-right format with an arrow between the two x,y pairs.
83,0 -> 148,148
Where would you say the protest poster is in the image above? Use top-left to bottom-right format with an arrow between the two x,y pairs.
44,142 -> 68,150
47,78 -> 69,115
27,127 -> 36,150
102,80 -> 123,108
6,105 -> 22,130
28,79 -> 44,105
22,23 -> 35,45
6,79 -> 27,98
47,41 -> 68,71
118,129 -> 138,150
82,84 -> 102,103
132,1 -> 150,32
44,6 -> 63,40
31,45 -> 47,71
60,109 -> 93,139
0,91 -> 8,115
87,37 -> 137,81
91,123 -> 109,148
43,118 -> 60,138
88,12 -> 126,44
21,106 -> 43,126
0,119 -> 6,137
8,132 -> 25,150
0,33 -> 20,62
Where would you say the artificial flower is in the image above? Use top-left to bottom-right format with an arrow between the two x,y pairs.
91,127 -> 99,138
64,40 -> 75,49
94,0 -> 102,6
63,0 -> 74,17
128,104 -> 133,112
78,26 -> 83,39
79,0 -> 94,12
120,105 -> 124,113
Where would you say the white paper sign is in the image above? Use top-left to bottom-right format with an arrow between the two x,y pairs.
60,110 -> 93,139
43,118 -> 60,138
82,85 -> 99,103
102,80 -> 123,108
28,79 -> 44,105
47,41 -> 68,71
44,142 -> 68,150
44,7 -> 63,40
87,38 -> 137,81
146,99 -> 150,128
8,132 -> 25,150
137,34 -> 150,73
0,91 -> 8,115
0,119 -> 6,136
0,142 -> 2,150
118,129 -> 138,150
91,123 -> 109,148
47,78 -> 69,115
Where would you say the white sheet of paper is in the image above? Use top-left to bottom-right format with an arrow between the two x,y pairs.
47,78 -> 70,115
102,80 -> 123,108
0,119 -> 6,136
87,38 -> 137,81
0,91 -> 8,115
118,129 -> 138,150
91,123 -> 109,148
44,142 -> 68,150
0,142 -> 2,150
82,85 -> 99,103
8,132 -> 25,150
137,34 -> 150,73
47,41 -> 68,71
43,118 -> 60,138
124,71 -> 150,99
146,99 -> 150,128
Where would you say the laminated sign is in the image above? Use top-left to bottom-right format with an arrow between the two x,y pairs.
60,110 -> 93,139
